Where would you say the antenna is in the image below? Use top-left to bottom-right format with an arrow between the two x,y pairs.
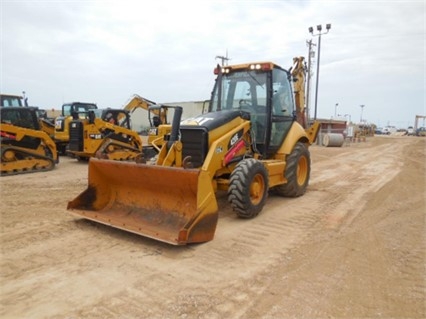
215,50 -> 231,66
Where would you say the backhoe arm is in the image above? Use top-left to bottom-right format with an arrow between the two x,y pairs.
123,94 -> 168,125
291,57 -> 307,128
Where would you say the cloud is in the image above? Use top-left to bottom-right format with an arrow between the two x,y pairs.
1,0 -> 425,126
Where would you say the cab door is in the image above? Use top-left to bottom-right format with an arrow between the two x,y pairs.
267,68 -> 295,157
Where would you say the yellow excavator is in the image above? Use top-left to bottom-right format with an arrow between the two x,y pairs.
1,107 -> 58,176
122,94 -> 170,147
68,58 -> 319,245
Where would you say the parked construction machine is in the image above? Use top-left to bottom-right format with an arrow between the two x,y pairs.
68,58 -> 319,245
122,94 -> 170,154
54,102 -> 98,154
67,108 -> 143,161
1,93 -> 55,137
65,95 -> 170,161
1,107 -> 58,176
1,93 -> 28,107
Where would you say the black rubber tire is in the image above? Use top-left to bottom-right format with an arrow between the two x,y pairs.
274,142 -> 310,197
228,158 -> 269,219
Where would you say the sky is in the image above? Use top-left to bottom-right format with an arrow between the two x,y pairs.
1,0 -> 425,128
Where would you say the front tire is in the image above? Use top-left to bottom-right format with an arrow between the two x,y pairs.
228,158 -> 269,219
274,142 -> 310,197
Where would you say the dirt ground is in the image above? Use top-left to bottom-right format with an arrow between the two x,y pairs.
1,135 -> 425,319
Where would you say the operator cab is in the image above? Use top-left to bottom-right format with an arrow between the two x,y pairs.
100,109 -> 132,129
209,62 -> 295,158
0,94 -> 27,107
1,106 -> 40,130
1,107 -> 42,149
62,102 -> 97,117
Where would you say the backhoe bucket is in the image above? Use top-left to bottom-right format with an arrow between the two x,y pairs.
67,158 -> 218,245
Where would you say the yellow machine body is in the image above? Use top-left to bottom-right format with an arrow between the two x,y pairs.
1,107 -> 58,176
67,115 -> 143,161
68,59 -> 320,245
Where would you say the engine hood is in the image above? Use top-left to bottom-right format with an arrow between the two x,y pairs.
181,110 -> 249,131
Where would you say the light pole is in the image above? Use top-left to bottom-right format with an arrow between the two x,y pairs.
334,103 -> 339,117
305,39 -> 316,123
344,113 -> 351,124
360,104 -> 365,123
309,23 -> 331,120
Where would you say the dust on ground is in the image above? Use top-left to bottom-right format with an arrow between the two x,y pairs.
1,136 -> 425,318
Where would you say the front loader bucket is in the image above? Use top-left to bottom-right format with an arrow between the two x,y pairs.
67,158 -> 218,245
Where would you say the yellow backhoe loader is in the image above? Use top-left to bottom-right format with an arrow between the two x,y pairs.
1,107 -> 58,176
68,58 -> 319,245
66,109 -> 143,161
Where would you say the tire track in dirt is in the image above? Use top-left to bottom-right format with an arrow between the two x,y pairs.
1,138 -> 424,318
236,138 -> 426,318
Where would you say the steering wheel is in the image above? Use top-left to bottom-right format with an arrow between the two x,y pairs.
239,99 -> 257,113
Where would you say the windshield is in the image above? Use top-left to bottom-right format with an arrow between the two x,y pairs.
1,95 -> 23,107
63,103 -> 97,116
1,108 -> 37,129
211,70 -> 267,112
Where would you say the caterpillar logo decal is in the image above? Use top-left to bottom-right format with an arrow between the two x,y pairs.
89,134 -> 103,139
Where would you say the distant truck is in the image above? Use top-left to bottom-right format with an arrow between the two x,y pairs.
382,126 -> 397,135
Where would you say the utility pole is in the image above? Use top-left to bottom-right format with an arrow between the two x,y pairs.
215,50 -> 231,66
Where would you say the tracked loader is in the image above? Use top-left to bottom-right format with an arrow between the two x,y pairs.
68,58 -> 319,245
67,109 -> 143,161
1,107 -> 58,176
54,102 -> 98,154
1,93 -> 56,138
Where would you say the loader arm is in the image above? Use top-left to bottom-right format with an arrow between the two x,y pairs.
93,117 -> 143,157
67,114 -> 143,161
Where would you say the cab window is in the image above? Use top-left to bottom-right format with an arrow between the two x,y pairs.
62,104 -> 72,116
269,68 -> 294,150
272,69 -> 293,116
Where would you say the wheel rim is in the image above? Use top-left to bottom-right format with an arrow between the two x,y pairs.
3,150 -> 15,161
250,173 -> 265,205
296,155 -> 308,185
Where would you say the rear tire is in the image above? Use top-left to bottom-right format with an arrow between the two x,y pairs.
274,142 -> 310,197
228,158 -> 269,219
